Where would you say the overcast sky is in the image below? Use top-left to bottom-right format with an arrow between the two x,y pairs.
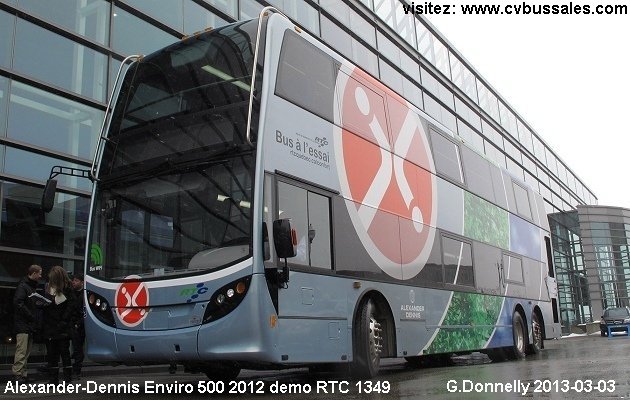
427,1 -> 629,209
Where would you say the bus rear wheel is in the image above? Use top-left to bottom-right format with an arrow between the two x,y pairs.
352,299 -> 383,378
527,313 -> 543,355
509,312 -> 527,359
202,363 -> 241,381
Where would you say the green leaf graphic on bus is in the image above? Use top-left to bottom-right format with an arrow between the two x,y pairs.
90,244 -> 103,266
425,292 -> 502,354
464,192 -> 509,250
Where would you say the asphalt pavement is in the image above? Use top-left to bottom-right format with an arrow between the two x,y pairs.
2,333 -> 629,399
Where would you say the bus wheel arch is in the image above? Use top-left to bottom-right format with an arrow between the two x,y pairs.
351,291 -> 396,377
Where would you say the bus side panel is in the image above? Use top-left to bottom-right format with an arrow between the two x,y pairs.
85,307 -> 119,364
394,287 -> 452,357
276,272 -> 350,363
197,273 -> 280,363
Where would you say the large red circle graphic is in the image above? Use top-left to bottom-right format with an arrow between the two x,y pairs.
335,67 -> 437,280
115,275 -> 150,327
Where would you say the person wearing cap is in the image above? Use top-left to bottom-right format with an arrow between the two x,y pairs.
71,273 -> 85,378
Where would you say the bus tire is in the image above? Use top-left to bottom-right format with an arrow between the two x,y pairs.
351,299 -> 382,378
509,312 -> 527,360
526,312 -> 543,355
202,363 -> 241,381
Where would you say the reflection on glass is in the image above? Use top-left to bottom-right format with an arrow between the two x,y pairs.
278,182 -> 308,266
125,0 -> 184,31
450,57 -> 478,103
112,7 -> 178,56
0,182 -> 89,256
109,58 -> 122,97
89,155 -> 254,279
396,4 -> 415,47
14,18 -> 108,102
443,236 -> 473,286
0,77 -> 8,136
4,146 -> 93,191
87,21 -> 259,280
498,102 -> 518,139
184,1 -> 229,34
0,10 -> 15,69
416,21 -> 435,65
380,60 -> 403,93
513,182 -> 532,220
17,0 -> 110,44
307,192 -> 331,268
477,81 -> 500,123
374,0 -> 395,30
377,32 -> 400,67
321,16 -> 351,57
240,0 -> 264,20
431,130 -> 463,184
205,0 -> 237,18
0,251 -> 83,282
277,182 -> 331,269
433,38 -> 451,80
103,21 -> 256,172
8,82 -> 103,159
352,39 -> 378,77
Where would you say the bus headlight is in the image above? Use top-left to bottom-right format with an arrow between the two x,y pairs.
203,276 -> 251,324
87,290 -> 116,327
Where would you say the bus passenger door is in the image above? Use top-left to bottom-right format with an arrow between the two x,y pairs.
267,177 -> 347,363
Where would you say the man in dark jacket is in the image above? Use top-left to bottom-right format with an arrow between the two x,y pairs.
12,265 -> 42,383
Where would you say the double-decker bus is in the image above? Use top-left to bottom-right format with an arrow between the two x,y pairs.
44,8 -> 561,378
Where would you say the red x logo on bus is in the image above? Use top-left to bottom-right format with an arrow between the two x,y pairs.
115,276 -> 150,327
335,67 -> 437,280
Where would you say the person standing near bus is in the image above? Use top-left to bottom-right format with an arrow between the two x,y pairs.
12,265 -> 42,383
43,266 -> 76,384
70,273 -> 85,378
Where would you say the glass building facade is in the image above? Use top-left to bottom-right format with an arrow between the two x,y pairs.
577,206 -> 630,321
549,211 -> 590,330
0,0 -> 598,356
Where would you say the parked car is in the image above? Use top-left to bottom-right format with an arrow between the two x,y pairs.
600,307 -> 630,336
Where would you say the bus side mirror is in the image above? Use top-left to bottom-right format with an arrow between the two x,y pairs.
273,219 -> 296,288
273,219 -> 296,258
41,179 -> 58,213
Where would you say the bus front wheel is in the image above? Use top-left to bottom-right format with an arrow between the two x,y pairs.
351,299 -> 383,378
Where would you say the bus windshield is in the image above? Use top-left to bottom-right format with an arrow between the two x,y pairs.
88,20 -> 260,280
